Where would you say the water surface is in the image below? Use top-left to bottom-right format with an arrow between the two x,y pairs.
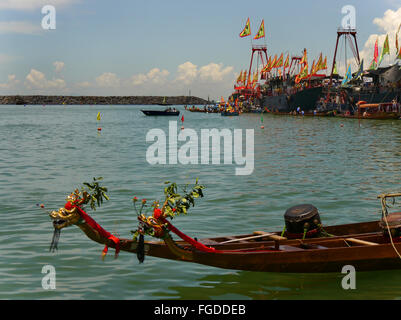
0,105 -> 400,299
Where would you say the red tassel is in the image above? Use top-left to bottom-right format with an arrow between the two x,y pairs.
101,245 -> 108,260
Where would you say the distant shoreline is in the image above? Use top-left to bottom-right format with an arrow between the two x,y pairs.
0,95 -> 211,106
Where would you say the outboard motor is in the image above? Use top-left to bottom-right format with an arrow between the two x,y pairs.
284,204 -> 322,239
380,212 -> 401,238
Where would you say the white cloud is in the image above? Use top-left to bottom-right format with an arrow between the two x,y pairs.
0,21 -> 42,35
53,61 -> 65,73
175,61 -> 198,84
199,63 -> 234,82
95,72 -> 120,87
0,0 -> 79,10
131,68 -> 170,86
14,61 -> 235,99
25,69 -> 66,90
0,75 -> 19,89
358,7 -> 401,71
75,81 -> 92,88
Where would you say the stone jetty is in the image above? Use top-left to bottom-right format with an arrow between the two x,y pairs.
0,95 -> 211,105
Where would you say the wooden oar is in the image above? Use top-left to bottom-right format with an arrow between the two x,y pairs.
220,232 -> 286,245
345,238 -> 378,246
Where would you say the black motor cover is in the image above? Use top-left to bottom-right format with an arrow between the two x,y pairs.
284,204 -> 321,235
380,212 -> 401,237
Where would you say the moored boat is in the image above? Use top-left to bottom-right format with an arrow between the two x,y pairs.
48,186 -> 401,273
336,102 -> 400,120
221,111 -> 239,116
141,108 -> 180,116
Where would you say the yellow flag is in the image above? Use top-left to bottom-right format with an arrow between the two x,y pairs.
270,54 -> 277,69
284,54 -> 290,68
97,112 -> 101,121
316,53 -> 323,71
300,49 -> 308,65
275,53 -> 284,68
254,20 -> 265,40
239,18 -> 251,38
237,71 -> 243,83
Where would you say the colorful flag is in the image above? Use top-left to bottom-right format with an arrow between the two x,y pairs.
236,71 -> 243,83
374,38 -> 379,64
354,59 -> 364,80
239,18 -> 251,38
300,49 -> 308,65
254,20 -> 265,40
368,59 -> 377,70
253,71 -> 258,83
322,56 -> 327,70
333,62 -> 338,75
378,34 -> 390,66
315,53 -> 323,72
242,71 -> 247,82
270,54 -> 277,69
342,65 -> 352,86
295,63 -> 308,83
275,53 -> 284,68
284,54 -> 290,68
396,24 -> 401,59
310,60 -> 315,75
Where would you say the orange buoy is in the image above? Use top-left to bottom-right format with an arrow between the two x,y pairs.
97,127 -> 102,131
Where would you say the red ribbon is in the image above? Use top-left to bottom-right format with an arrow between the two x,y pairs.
66,203 -> 120,258
161,218 -> 217,253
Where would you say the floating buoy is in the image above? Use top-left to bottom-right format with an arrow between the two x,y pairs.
261,126 -> 265,129
97,127 -> 102,131
181,126 -> 184,130
340,124 -> 344,127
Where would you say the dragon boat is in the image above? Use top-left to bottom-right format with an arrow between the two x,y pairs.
47,180 -> 401,273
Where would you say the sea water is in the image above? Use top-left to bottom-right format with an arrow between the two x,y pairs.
0,105 -> 400,300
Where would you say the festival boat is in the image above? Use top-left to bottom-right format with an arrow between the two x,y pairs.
47,179 -> 401,273
141,108 -> 180,116
221,111 -> 240,116
337,102 -> 400,120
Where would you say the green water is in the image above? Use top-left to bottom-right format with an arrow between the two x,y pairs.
0,105 -> 400,300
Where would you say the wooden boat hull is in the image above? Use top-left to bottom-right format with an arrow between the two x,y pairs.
80,219 -> 401,273
337,113 -> 400,120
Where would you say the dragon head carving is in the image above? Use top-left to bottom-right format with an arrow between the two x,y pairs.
49,206 -> 81,230
49,189 -> 85,230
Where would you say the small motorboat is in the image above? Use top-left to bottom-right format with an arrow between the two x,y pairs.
141,108 -> 180,116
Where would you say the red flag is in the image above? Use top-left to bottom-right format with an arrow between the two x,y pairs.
374,38 -> 379,64
181,115 -> 184,123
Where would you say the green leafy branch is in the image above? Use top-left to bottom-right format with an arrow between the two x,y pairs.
80,177 -> 110,211
161,178 -> 205,219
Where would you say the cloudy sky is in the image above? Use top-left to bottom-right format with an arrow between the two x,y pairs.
1,0 -> 401,100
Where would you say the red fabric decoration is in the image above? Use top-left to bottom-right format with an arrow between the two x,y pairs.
153,208 -> 162,219
73,205 -> 120,258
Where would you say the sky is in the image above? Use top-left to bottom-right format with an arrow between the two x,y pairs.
1,0 -> 401,100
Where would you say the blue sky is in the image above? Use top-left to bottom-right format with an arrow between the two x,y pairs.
1,0 -> 401,99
